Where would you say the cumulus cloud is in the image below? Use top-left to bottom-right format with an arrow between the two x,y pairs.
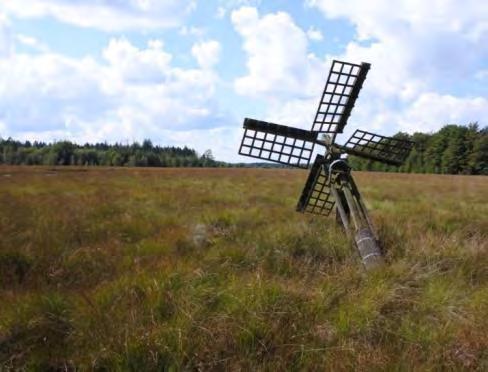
0,37 -> 230,151
0,14 -> 13,57
231,0 -> 488,140
0,0 -> 195,31
191,40 -> 221,69
0,53 -> 108,133
217,0 -> 261,16
306,26 -> 323,41
16,34 -> 50,52
231,7 -> 326,103
307,0 -> 488,132
2,0 -> 486,163
399,93 -> 488,133
163,126 -> 242,160
231,2 -> 487,141
179,25 -> 206,38
101,38 -> 173,85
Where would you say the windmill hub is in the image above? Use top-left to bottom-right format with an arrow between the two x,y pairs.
238,60 -> 414,270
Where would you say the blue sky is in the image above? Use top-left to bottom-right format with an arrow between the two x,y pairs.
0,0 -> 487,162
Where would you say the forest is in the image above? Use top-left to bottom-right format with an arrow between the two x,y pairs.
1,123 -> 487,174
349,123 -> 487,175
0,139 -> 223,168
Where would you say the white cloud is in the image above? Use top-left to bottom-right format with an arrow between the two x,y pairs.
2,0 -> 486,164
1,0 -> 195,31
399,93 -> 488,133
304,0 -> 488,133
179,25 -> 206,38
231,2 -> 487,147
0,38 -> 232,155
102,38 -> 172,85
231,7 -> 326,102
313,0 -> 488,85
215,0 -> 262,21
191,40 -> 221,69
16,33 -> 50,52
163,126 -> 242,160
306,26 -> 323,41
0,14 -> 13,57
264,98 -> 317,129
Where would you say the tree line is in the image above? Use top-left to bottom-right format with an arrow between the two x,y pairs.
0,139 -> 225,167
349,123 -> 487,175
1,123 -> 487,174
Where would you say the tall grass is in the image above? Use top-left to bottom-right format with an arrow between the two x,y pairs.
0,166 -> 487,369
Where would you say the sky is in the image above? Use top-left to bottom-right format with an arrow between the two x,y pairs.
0,0 -> 487,162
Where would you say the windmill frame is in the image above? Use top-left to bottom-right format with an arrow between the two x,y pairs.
237,60 -> 415,270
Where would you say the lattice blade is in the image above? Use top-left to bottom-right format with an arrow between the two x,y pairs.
296,154 -> 335,216
239,118 -> 318,169
342,129 -> 415,166
311,60 -> 370,134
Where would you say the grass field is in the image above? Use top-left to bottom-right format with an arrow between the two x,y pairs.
0,166 -> 487,370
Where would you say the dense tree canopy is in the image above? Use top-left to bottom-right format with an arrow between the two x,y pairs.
1,123 -> 487,174
348,123 -> 487,175
0,139 -> 224,168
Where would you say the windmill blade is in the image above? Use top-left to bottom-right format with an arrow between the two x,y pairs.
342,129 -> 415,166
311,60 -> 370,134
296,154 -> 335,216
239,118 -> 318,169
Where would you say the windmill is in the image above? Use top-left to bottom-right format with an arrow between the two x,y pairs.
238,60 -> 414,270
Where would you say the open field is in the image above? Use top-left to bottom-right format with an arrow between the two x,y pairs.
0,166 -> 487,370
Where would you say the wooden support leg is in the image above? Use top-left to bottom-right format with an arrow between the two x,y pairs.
348,173 -> 378,240
331,187 -> 351,237
342,185 -> 360,231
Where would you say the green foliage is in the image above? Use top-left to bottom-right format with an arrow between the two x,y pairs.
0,138 -> 225,167
2,123 -> 487,173
349,123 -> 488,175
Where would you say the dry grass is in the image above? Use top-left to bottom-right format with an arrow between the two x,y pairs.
0,166 -> 487,370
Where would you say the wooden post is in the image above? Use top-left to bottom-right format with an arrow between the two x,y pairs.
330,187 -> 351,237
348,174 -> 378,240
342,186 -> 360,230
